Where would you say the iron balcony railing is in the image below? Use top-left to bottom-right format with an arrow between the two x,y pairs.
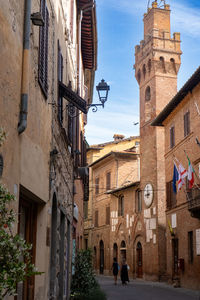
187,186 -> 200,212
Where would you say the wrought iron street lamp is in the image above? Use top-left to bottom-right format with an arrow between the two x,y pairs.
88,79 -> 110,112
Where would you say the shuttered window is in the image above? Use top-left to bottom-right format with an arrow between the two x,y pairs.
166,181 -> 176,209
106,206 -> 110,225
95,177 -> 99,195
95,210 -> 98,227
170,126 -> 175,149
184,111 -> 190,137
58,41 -> 63,124
118,195 -> 124,217
39,0 -> 49,97
106,172 -> 111,190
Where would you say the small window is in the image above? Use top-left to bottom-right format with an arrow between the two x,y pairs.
166,181 -> 176,209
148,59 -> 151,73
106,172 -> 111,190
95,210 -> 98,227
143,64 -> 146,79
135,189 -> 142,213
118,195 -> 124,217
145,86 -> 151,101
170,58 -> 176,74
170,126 -> 175,148
159,56 -> 166,73
95,177 -> 99,195
188,231 -> 193,264
106,206 -> 110,225
184,111 -> 190,137
39,0 -> 49,97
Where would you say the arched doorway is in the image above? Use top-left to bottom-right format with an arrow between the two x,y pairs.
120,240 -> 126,261
99,240 -> 104,274
136,242 -> 143,278
113,243 -> 118,261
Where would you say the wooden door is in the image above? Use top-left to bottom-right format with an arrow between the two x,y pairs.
136,242 -> 143,278
17,198 -> 37,300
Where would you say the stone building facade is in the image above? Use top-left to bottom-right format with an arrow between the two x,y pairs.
0,0 -> 97,299
134,1 -> 181,281
84,135 -> 140,274
152,66 -> 200,290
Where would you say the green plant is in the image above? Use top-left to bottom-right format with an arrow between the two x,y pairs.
70,249 -> 106,300
0,129 -> 41,299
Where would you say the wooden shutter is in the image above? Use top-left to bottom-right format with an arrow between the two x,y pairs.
58,41 -> 63,124
170,126 -> 175,148
106,172 -> 111,190
95,210 -> 98,227
184,111 -> 190,137
95,177 -> 99,195
106,206 -> 110,225
39,0 -> 49,97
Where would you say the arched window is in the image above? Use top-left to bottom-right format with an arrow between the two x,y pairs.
145,86 -> 151,101
159,56 -> 166,72
148,59 -> 151,73
170,58 -> 176,74
142,64 -> 146,79
121,240 -> 126,248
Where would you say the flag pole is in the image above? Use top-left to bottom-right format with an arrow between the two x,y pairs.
184,149 -> 200,189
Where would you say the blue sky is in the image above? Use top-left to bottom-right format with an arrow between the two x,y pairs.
85,0 -> 200,145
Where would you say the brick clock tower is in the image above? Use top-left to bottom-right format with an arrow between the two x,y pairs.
134,1 -> 181,279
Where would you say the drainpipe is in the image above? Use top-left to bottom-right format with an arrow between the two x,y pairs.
18,0 -> 32,134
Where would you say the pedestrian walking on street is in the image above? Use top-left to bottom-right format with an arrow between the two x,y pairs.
112,257 -> 120,285
120,258 -> 129,285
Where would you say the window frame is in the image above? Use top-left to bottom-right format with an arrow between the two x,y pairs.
184,111 -> 190,137
170,126 -> 175,149
118,194 -> 124,217
95,177 -> 99,195
135,189 -> 142,213
106,172 -> 111,190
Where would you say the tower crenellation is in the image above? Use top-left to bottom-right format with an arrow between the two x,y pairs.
135,2 -> 181,86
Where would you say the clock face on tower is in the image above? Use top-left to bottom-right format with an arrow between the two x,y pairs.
144,183 -> 153,207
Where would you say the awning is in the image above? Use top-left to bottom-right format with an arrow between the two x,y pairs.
59,81 -> 87,114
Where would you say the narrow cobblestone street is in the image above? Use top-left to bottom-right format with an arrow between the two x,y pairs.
97,275 -> 200,300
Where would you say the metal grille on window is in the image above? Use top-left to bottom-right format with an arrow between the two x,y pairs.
58,42 -> 63,124
39,0 -> 49,96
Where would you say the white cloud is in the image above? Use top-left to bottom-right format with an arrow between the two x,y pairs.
85,108 -> 139,145
171,2 -> 200,37
100,0 -> 200,38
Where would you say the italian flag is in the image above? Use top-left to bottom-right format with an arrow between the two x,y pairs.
187,156 -> 194,189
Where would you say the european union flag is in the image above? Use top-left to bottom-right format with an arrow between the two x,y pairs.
172,163 -> 179,194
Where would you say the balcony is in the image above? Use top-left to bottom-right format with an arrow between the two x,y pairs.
187,186 -> 200,218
